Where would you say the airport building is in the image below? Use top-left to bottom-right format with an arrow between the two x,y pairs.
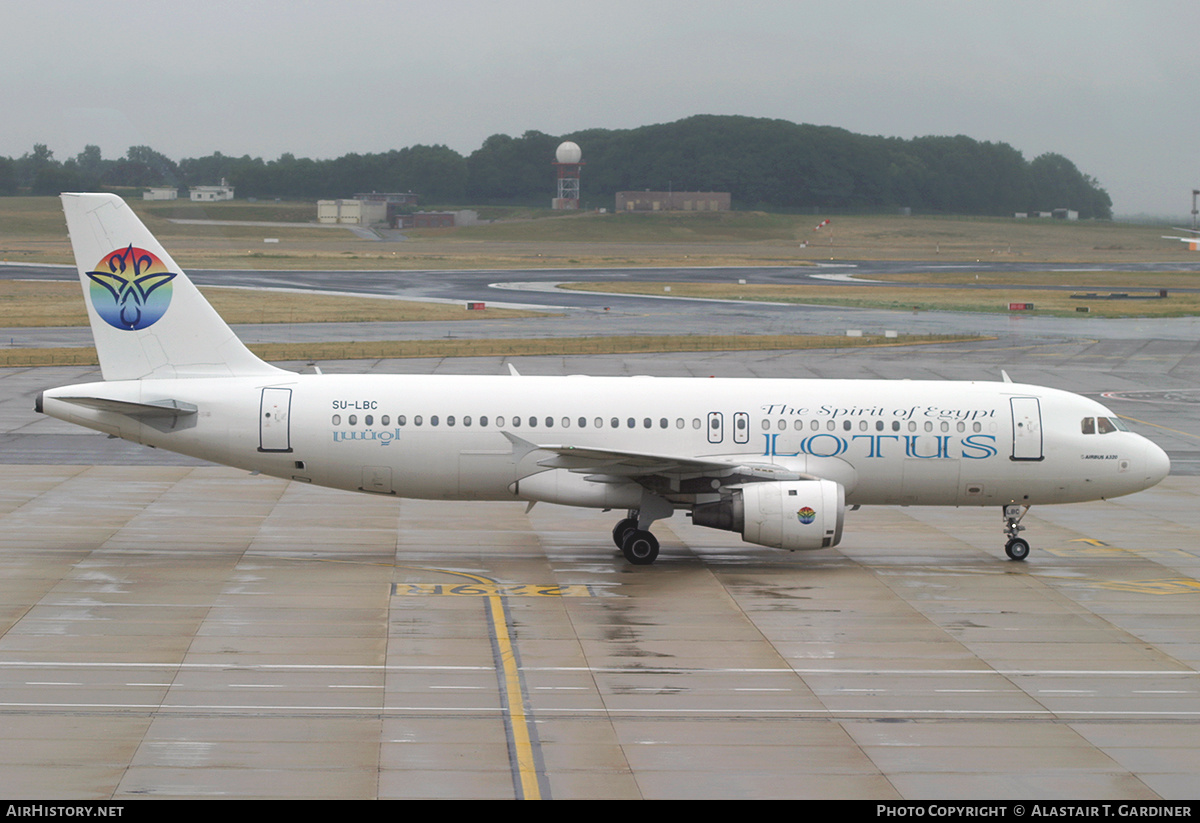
189,183 -> 235,202
317,199 -> 388,225
354,192 -> 419,207
394,210 -> 481,229
142,187 -> 178,201
616,191 -> 731,212
353,192 -> 419,225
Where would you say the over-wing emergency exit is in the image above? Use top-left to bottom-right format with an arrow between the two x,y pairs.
38,194 -> 1170,564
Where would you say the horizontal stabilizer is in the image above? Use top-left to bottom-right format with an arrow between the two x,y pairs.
52,396 -> 197,418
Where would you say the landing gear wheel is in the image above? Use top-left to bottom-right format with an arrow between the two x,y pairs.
612,517 -> 638,549
621,530 -> 659,565
1005,537 -> 1030,561
1002,505 -> 1031,561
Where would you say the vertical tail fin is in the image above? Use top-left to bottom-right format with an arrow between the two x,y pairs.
61,193 -> 286,381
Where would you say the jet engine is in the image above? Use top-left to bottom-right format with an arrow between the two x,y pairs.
691,479 -> 845,550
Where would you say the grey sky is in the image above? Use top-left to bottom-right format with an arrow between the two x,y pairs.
4,0 -> 1196,216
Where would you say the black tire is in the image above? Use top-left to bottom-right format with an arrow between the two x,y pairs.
621,530 -> 660,565
1005,538 -> 1030,561
612,517 -> 638,549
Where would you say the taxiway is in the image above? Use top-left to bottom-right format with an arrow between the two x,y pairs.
1,263 -> 1198,799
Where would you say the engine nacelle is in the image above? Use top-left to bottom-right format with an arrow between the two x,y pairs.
692,479 -> 845,551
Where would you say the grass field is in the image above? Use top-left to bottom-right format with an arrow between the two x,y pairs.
0,281 -> 544,327
3,197 -> 1197,269
0,332 -> 977,368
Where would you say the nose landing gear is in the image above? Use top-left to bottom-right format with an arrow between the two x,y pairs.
1003,504 -> 1031,561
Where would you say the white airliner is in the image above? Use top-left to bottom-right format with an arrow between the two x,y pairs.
1163,228 -> 1200,250
38,193 -> 1170,564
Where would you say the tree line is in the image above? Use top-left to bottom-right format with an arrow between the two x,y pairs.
0,115 -> 1112,218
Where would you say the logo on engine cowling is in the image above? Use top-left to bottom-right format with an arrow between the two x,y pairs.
87,245 -> 178,330
797,506 -> 816,525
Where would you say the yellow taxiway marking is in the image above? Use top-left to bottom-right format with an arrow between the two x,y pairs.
394,582 -> 596,597
1092,579 -> 1200,595
395,567 -> 546,800
1045,544 -> 1194,559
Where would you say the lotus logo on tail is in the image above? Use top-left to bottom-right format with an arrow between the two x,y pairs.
87,245 -> 177,330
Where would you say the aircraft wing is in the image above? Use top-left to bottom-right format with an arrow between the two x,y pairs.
536,444 -> 736,475
504,433 -> 807,481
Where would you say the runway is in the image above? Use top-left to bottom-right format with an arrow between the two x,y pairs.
2,261 -> 1200,798
8,260 -> 1200,349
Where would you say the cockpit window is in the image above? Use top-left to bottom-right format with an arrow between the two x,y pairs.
1084,416 -> 1128,434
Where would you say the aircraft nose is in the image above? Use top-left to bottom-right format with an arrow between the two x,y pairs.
1143,439 -> 1171,487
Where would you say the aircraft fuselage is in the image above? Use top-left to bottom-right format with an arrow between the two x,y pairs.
41,374 -> 1168,511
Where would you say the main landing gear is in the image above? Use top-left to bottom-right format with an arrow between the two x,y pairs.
612,513 -> 660,565
1003,504 -> 1031,561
